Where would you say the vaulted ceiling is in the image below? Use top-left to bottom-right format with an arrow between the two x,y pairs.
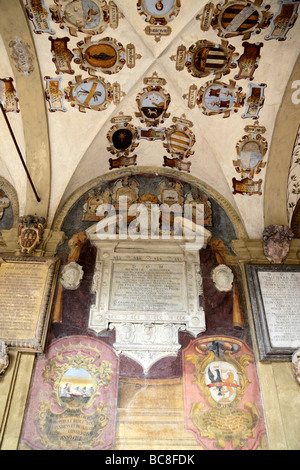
1,0 -> 300,239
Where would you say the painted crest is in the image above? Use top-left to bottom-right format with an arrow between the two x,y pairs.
64,75 -> 122,112
49,36 -> 74,75
242,83 -> 266,119
137,0 -> 181,41
136,74 -> 170,126
74,36 -> 139,76
234,42 -> 263,81
265,0 -> 299,41
18,215 -> 46,254
203,0 -> 272,39
233,121 -> 268,179
107,116 -> 139,155
107,114 -> 139,169
196,79 -> 245,118
83,187 -> 111,221
173,39 -> 238,80
25,0 -> 55,34
44,76 -> 67,112
49,0 -> 119,37
0,190 -> 10,220
163,116 -> 195,160
19,336 -> 119,450
232,176 -> 263,195
183,336 -> 267,450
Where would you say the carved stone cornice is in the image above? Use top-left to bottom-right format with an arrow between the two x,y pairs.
0,228 -> 65,257
231,239 -> 300,264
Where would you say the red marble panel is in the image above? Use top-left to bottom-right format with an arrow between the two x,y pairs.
19,335 -> 119,450
183,335 -> 267,450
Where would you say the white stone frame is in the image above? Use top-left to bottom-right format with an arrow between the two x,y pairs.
86,223 -> 210,371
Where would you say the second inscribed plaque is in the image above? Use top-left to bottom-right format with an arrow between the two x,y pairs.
0,258 -> 59,352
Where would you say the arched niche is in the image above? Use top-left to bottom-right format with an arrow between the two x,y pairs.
50,169 -> 248,378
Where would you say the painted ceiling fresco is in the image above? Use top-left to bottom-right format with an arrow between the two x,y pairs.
0,0 -> 300,237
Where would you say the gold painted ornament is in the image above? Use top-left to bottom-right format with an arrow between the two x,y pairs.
74,36 -> 140,76
195,79 -> 246,118
200,0 -> 272,40
64,75 -> 122,112
49,0 -> 119,37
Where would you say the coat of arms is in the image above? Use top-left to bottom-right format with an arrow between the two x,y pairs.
107,114 -> 139,153
136,74 -> 171,126
18,215 -> 46,254
49,0 -> 119,36
137,0 -> 181,41
73,36 -> 139,76
172,39 -> 238,80
0,189 -> 10,220
183,336 -> 267,450
195,79 -> 245,118
201,0 -> 272,40
233,121 -> 268,179
64,75 -> 122,112
19,336 -> 119,450
163,116 -> 195,160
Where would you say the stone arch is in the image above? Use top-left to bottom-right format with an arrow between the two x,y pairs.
52,167 -> 248,240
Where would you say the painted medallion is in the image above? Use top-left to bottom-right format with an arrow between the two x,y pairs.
202,0 -> 272,40
183,336 -> 268,450
49,0 -> 118,36
64,75 -> 121,112
196,79 -> 245,117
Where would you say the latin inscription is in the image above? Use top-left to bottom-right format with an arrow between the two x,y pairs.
109,262 -> 186,312
0,259 -> 58,350
258,271 -> 300,348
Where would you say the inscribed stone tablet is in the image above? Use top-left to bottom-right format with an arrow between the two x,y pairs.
109,261 -> 186,312
0,258 -> 59,352
258,271 -> 300,348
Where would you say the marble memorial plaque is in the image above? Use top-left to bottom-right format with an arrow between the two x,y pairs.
109,261 -> 186,313
86,226 -> 208,371
246,264 -> 300,361
0,257 -> 60,352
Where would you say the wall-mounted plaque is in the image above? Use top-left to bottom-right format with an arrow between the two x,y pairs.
245,264 -> 300,361
86,222 -> 211,372
0,257 -> 60,352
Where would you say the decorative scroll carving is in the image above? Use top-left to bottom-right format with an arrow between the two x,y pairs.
0,341 -> 9,377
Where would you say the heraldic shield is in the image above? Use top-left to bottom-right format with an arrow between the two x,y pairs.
19,336 -> 119,450
183,335 -> 267,450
